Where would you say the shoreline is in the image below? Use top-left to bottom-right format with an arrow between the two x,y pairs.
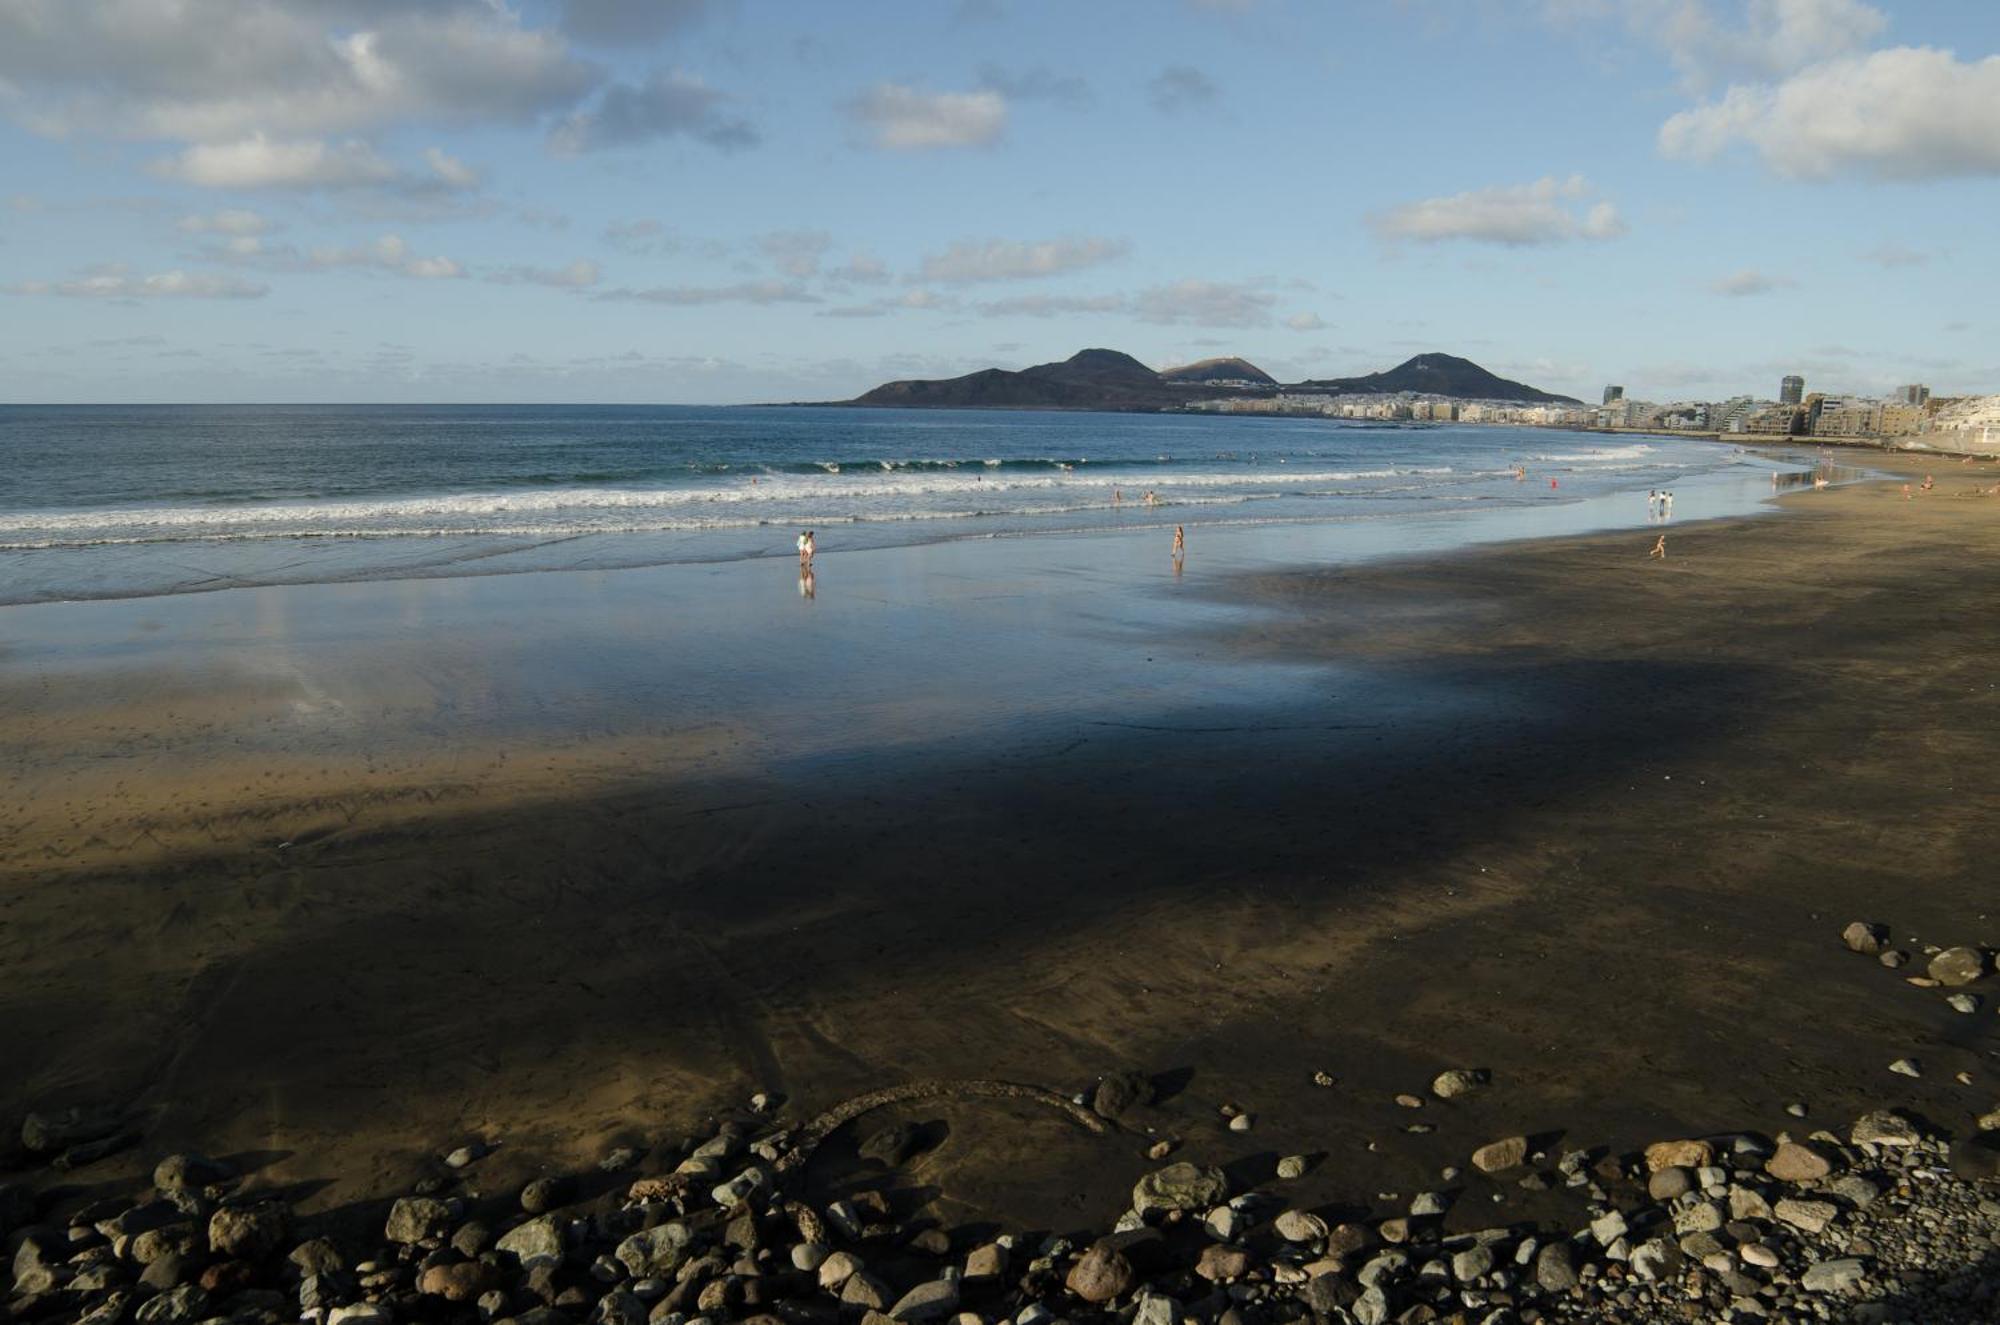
5,461 -> 1997,1315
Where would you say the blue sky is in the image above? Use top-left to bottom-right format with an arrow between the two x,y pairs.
1,0 -> 1996,404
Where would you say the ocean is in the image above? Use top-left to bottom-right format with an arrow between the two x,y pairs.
0,404 -> 1795,604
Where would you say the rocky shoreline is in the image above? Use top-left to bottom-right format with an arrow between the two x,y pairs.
7,939 -> 1997,1325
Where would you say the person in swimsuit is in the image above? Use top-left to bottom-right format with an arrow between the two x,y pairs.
1171,525 -> 1185,560
797,530 -> 815,565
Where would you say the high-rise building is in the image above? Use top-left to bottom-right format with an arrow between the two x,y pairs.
1780,375 -> 1805,405
1896,384 -> 1931,407
1602,385 -> 1624,405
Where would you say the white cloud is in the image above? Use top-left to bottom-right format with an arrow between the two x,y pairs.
1370,175 -> 1627,246
485,259 -> 601,289
917,236 -> 1129,284
846,84 -> 1006,150
0,1 -> 598,144
1642,0 -> 1888,90
550,69 -> 757,153
1285,312 -> 1327,332
1861,242 -> 1929,268
1660,46 -> 2000,180
827,253 -> 891,285
6,265 -> 267,299
1148,65 -> 1220,113
152,135 -> 383,189
594,280 -> 821,306
758,231 -> 832,278
1711,269 -> 1795,296
1132,280 -> 1275,328
976,293 -> 1128,318
308,234 -> 463,279
176,208 -> 274,235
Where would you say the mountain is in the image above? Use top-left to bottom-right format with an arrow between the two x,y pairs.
1160,356 -> 1277,386
843,348 -> 1577,411
1297,353 -> 1581,404
852,348 -> 1186,410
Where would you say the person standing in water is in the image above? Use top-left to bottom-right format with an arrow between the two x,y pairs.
1172,525 -> 1185,560
797,530 -> 815,565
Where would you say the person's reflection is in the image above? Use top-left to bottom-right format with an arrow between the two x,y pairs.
798,564 -> 816,599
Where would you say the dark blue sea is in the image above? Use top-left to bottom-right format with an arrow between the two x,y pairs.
0,404 -> 1787,603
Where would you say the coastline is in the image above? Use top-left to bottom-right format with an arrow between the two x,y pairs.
3,460 -> 1996,1272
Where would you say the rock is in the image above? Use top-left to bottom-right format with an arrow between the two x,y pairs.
1880,949 -> 1909,968
1275,1210 -> 1327,1243
1774,1197 -> 1838,1233
1765,1140 -> 1837,1183
792,1243 -> 829,1273
1312,1070 -> 1335,1087
1644,1139 -> 1713,1172
962,1240 -> 1008,1281
841,1272 -> 893,1312
1590,1211 -> 1628,1246
1090,1072 -> 1152,1121
419,1262 -> 503,1303
452,1220 -> 493,1257
152,1153 -> 233,1195
888,1279 -> 959,1322
384,1197 -> 454,1245
1947,1132 -> 2000,1181
1132,1293 -> 1181,1325
133,1284 -> 210,1324
1276,1154 -> 1307,1179
1978,1106 -> 2000,1131
444,1142 -> 490,1169
859,1122 -> 923,1167
1326,1223 -> 1377,1259
1851,1110 -> 1921,1147
1194,1244 -> 1250,1283
1408,1191 -> 1448,1217
1946,992 -> 1983,1014
710,1166 -> 770,1207
1647,1167 -> 1693,1201
1226,1113 -> 1252,1133
1800,1257 -> 1867,1293
1352,1285 -> 1389,1325
1144,1139 -> 1175,1161
1132,1163 -> 1228,1218
1630,1238 -> 1678,1282
595,1291 -> 647,1325
1203,1206 -> 1245,1242
600,1146 -> 643,1173
1889,1058 -> 1921,1078
498,1214 -> 568,1270
11,1237 -> 62,1295
614,1223 -> 692,1279
520,1177 -> 573,1215
1471,1136 -> 1528,1174
1431,1069 -> 1485,1099
1357,1251 -> 1407,1288
1451,1244 -> 1494,1281
290,1237 -> 346,1277
1928,946 -> 1989,986
1841,921 -> 1887,954
817,1250 -> 863,1290
327,1306 -> 392,1325
1395,1094 -> 1424,1109
131,1223 -> 201,1265
21,1107 -> 120,1155
1786,1102 -> 1809,1118
208,1203 -> 290,1261
138,1252 -> 189,1293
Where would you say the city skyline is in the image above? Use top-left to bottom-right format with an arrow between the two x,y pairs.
2,0 -> 1997,404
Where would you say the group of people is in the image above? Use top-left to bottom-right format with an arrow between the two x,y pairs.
1646,489 -> 1676,519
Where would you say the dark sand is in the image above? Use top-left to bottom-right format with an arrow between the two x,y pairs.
3,456 -> 1996,1234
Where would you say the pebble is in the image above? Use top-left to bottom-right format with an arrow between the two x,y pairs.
1275,1154 -> 1307,1179
1946,992 -> 1982,1013
1889,1057 -> 1923,1078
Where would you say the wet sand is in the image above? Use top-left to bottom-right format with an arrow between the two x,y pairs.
3,457 -> 1997,1234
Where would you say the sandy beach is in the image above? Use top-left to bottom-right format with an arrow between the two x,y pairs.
3,455 -> 1996,1242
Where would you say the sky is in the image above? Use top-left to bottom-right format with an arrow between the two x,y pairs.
1,0 -> 1996,405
